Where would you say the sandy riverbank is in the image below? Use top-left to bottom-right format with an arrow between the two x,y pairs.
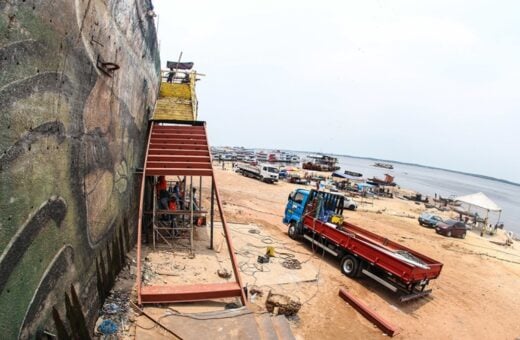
208,167 -> 520,339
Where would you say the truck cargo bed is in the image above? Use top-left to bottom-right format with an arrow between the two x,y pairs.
302,215 -> 443,284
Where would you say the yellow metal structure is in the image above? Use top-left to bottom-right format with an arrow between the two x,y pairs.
152,72 -> 198,121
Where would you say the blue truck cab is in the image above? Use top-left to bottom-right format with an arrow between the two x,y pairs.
283,189 -> 345,239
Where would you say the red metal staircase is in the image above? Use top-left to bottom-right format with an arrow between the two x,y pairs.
136,122 -> 246,305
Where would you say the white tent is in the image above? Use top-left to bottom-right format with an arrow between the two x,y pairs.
455,192 -> 502,228
454,192 -> 501,212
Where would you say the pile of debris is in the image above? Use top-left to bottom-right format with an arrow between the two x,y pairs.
95,290 -> 132,336
265,291 -> 302,316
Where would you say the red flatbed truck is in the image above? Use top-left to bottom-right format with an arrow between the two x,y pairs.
283,189 -> 443,302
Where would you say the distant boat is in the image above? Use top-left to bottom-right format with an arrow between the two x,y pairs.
266,152 -> 301,163
302,154 -> 340,172
256,151 -> 268,162
344,170 -> 363,177
267,153 -> 278,162
373,162 -> 394,169
367,174 -> 396,186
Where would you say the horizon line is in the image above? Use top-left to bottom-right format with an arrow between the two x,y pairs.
213,145 -> 520,187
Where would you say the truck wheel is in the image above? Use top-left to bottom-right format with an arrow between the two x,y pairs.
447,231 -> 452,237
461,232 -> 466,239
340,255 -> 359,278
288,222 -> 299,240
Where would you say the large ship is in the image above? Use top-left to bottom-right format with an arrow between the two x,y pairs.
0,1 -> 160,337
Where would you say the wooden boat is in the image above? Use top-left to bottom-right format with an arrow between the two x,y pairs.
367,174 -> 396,186
373,162 -> 394,169
344,170 -> 363,177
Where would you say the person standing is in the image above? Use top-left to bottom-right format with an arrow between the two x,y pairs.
166,67 -> 174,83
156,176 -> 169,220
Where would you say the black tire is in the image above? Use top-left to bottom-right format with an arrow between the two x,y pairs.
288,221 -> 299,240
340,255 -> 359,278
348,205 -> 356,211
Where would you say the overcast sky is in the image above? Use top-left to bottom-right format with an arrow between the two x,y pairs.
153,0 -> 519,183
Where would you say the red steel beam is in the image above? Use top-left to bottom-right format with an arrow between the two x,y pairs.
136,123 -> 156,304
147,155 -> 211,162
149,143 -> 209,150
153,127 -> 205,134
145,161 -> 212,169
145,168 -> 213,176
140,282 -> 242,303
151,138 -> 208,146
151,133 -> 206,139
338,288 -> 400,337
205,125 -> 247,306
148,149 -> 209,156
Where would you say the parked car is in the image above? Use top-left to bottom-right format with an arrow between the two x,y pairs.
435,219 -> 467,238
343,197 -> 358,210
418,212 -> 443,228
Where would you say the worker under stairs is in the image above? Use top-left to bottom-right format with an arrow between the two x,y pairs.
136,122 -> 246,305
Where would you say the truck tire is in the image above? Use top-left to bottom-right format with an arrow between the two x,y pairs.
288,221 -> 299,240
340,255 -> 359,278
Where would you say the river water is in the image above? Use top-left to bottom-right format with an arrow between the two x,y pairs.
293,153 -> 520,234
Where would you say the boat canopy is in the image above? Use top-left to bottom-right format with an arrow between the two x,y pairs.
166,61 -> 194,70
454,192 -> 501,212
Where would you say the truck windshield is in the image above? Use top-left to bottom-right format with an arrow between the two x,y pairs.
266,167 -> 279,173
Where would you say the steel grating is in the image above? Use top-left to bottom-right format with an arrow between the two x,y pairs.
136,122 -> 246,305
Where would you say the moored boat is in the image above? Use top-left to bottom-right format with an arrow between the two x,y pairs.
302,154 -> 340,171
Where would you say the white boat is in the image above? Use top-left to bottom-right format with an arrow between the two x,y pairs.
256,151 -> 268,162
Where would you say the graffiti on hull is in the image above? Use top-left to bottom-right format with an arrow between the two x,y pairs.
0,0 -> 159,337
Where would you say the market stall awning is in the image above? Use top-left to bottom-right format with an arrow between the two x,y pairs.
454,192 -> 501,212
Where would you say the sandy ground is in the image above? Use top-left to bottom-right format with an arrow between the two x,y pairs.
107,166 -> 520,339
205,167 -> 520,340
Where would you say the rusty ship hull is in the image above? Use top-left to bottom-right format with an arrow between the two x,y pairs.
0,0 -> 160,337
